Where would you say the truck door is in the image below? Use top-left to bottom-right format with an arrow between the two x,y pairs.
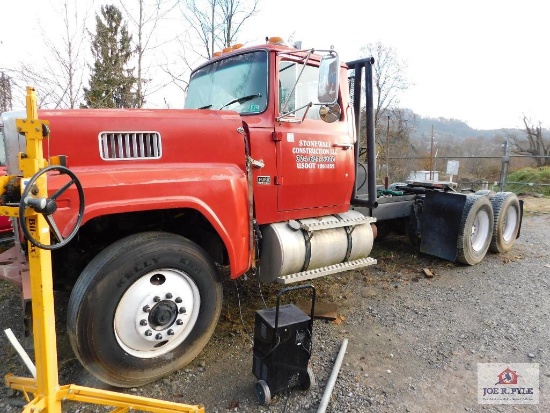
274,58 -> 354,212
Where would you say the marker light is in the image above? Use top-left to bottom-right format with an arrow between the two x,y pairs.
268,36 -> 285,45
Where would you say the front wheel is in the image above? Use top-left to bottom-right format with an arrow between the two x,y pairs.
456,195 -> 494,265
67,232 -> 222,387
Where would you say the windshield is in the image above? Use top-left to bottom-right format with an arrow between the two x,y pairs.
185,51 -> 268,115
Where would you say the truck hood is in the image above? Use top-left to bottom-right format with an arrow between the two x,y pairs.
1,109 -> 246,175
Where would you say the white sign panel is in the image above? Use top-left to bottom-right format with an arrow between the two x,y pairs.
446,160 -> 459,175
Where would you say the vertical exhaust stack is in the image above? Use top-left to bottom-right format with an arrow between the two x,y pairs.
346,57 -> 377,209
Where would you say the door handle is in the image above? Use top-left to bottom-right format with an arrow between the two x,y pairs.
332,143 -> 353,150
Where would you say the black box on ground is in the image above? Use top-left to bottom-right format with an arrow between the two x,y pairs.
252,285 -> 315,405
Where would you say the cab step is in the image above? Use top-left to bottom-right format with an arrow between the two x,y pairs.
276,257 -> 377,284
289,216 -> 376,232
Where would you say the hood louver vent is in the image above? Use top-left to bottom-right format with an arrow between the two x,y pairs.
99,132 -> 162,160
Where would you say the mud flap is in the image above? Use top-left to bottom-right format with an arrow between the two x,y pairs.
420,191 -> 467,262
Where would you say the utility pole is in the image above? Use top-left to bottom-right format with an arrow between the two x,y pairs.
385,115 -> 390,189
429,124 -> 434,180
499,138 -> 510,191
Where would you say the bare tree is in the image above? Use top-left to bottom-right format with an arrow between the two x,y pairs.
360,42 -> 410,131
180,0 -> 218,60
180,0 -> 258,60
508,115 -> 550,167
13,0 -> 89,108
218,0 -> 259,49
0,72 -> 12,112
358,43 -> 413,181
118,0 -> 179,108
159,0 -> 258,98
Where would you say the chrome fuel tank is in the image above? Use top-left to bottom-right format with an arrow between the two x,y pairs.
258,210 -> 375,283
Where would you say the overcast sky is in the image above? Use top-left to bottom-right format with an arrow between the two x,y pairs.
1,0 -> 547,130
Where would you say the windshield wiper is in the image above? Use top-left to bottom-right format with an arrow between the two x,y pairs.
197,104 -> 212,110
219,93 -> 261,110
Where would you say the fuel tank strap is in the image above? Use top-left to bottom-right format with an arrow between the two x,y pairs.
294,219 -> 312,272
333,214 -> 354,263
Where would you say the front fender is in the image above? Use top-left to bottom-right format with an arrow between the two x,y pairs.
49,163 -> 250,277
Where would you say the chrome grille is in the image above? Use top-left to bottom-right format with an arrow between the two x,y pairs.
99,132 -> 162,160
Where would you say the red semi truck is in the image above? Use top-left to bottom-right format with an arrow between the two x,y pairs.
0,39 -> 522,387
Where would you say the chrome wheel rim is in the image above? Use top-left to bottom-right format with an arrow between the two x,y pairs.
114,269 -> 200,358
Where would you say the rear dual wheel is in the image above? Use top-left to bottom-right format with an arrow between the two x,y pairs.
457,195 -> 494,265
489,192 -> 521,253
67,232 -> 222,387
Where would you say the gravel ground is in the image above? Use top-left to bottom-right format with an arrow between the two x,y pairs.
0,199 -> 548,412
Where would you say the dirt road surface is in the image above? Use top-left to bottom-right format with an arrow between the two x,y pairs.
0,197 -> 548,412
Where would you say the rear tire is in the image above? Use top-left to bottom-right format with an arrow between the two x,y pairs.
489,192 -> 521,253
475,189 -> 495,197
67,232 -> 222,387
457,195 -> 494,265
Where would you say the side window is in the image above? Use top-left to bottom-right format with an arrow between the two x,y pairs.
278,61 -> 321,120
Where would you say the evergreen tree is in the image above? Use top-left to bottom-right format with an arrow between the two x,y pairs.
83,5 -> 138,108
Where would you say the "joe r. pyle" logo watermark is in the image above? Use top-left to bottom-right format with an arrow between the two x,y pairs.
478,363 -> 539,404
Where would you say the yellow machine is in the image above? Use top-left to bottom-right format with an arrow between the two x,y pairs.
1,87 -> 205,413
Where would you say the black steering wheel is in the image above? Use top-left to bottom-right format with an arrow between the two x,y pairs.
19,165 -> 85,250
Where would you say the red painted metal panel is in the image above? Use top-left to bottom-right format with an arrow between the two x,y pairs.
274,118 -> 354,212
36,110 -> 251,277
50,165 -> 249,278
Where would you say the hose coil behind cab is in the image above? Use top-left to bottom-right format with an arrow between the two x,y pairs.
258,210 -> 375,283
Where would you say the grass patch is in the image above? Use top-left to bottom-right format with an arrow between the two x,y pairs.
507,166 -> 550,196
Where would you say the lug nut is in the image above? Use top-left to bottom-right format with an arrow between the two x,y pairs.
145,329 -> 152,337
176,319 -> 184,325
166,293 -> 173,299
175,297 -> 182,303
154,296 -> 161,302
155,333 -> 163,340
167,329 -> 174,336
179,307 -> 186,314
140,319 -> 147,326
143,305 -> 151,313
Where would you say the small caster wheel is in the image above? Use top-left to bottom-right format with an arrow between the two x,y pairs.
255,380 -> 271,405
300,366 -> 316,390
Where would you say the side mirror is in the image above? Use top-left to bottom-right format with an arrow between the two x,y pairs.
319,103 -> 341,123
318,53 -> 339,105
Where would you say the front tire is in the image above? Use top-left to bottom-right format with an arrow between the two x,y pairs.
456,195 -> 494,265
67,232 -> 222,387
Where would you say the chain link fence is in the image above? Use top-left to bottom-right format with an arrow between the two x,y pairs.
383,151 -> 550,196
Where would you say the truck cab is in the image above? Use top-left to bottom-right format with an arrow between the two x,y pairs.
184,42 -> 356,222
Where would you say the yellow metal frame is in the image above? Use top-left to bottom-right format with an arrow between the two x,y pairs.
2,87 -> 205,413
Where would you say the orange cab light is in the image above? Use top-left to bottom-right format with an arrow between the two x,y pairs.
212,51 -> 222,57
222,47 -> 232,54
232,43 -> 244,50
268,36 -> 285,45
